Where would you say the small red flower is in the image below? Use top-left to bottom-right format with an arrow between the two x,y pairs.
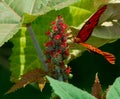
61,28 -> 66,33
45,41 -> 55,47
52,25 -> 58,31
56,49 -> 62,54
58,15 -> 62,19
49,50 -> 54,55
53,50 -> 61,58
61,42 -> 67,47
51,21 -> 56,25
54,53 -> 59,58
64,49 -> 69,56
46,30 -> 51,35
65,66 -> 71,74
54,34 -> 61,40
59,22 -> 68,30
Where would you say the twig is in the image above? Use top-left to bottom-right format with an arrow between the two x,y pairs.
27,25 -> 48,71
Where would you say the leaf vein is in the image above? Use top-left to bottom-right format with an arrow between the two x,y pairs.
2,0 -> 21,20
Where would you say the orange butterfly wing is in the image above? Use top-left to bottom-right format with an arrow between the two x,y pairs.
75,5 -> 107,43
80,42 -> 115,64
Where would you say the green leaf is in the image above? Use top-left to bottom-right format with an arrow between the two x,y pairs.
3,0 -> 80,20
92,4 -> 120,39
47,76 -> 96,99
106,77 -> 120,99
0,1 -> 22,46
0,0 -> 80,47
69,6 -> 91,26
10,27 -> 43,82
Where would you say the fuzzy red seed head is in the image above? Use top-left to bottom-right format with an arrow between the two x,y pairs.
44,15 -> 71,80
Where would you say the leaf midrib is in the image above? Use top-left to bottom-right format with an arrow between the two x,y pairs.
2,0 -> 21,20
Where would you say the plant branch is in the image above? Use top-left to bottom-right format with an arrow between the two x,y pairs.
27,25 -> 48,71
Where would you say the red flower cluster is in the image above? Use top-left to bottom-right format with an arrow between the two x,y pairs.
44,15 -> 71,80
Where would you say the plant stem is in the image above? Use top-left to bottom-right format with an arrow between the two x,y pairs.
27,25 -> 48,71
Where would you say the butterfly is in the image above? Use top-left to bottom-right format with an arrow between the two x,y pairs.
74,5 -> 115,64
